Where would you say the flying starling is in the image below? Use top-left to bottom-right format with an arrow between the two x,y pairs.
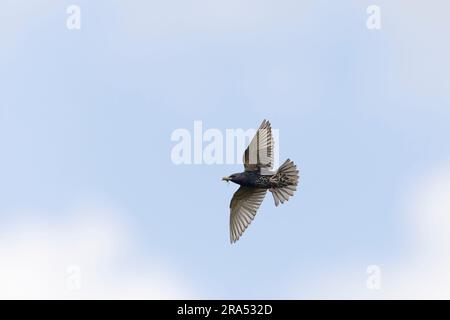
222,120 -> 299,243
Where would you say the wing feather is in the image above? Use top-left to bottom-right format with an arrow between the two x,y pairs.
243,120 -> 274,171
229,186 -> 267,243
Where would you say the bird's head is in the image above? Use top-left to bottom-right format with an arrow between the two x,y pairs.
222,173 -> 244,184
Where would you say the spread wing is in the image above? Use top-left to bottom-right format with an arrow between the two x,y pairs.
229,186 -> 267,243
242,119 -> 274,172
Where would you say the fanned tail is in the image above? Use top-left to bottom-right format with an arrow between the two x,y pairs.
270,159 -> 299,206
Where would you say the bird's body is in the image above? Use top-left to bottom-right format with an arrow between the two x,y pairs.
222,120 -> 300,243
225,171 -> 290,189
226,171 -> 270,188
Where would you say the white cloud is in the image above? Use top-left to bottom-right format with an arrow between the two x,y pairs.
408,163 -> 450,252
0,206 -> 194,299
385,162 -> 450,299
287,160 -> 450,299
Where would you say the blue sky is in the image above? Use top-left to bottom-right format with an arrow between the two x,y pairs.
1,0 -> 450,299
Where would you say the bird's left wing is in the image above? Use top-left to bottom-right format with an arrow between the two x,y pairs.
229,186 -> 267,243
242,120 -> 274,172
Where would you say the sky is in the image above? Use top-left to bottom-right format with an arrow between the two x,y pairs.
1,0 -> 450,299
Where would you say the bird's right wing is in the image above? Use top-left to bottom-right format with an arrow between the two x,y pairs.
229,186 -> 267,243
242,120 -> 274,172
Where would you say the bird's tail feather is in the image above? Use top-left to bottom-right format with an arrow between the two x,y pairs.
270,159 -> 299,207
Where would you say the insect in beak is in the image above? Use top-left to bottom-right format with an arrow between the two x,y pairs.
222,176 -> 231,182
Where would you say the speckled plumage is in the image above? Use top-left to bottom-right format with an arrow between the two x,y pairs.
227,171 -> 293,189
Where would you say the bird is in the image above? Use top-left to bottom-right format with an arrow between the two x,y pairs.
222,120 -> 299,243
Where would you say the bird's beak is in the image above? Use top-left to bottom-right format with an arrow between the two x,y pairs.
222,176 -> 231,182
